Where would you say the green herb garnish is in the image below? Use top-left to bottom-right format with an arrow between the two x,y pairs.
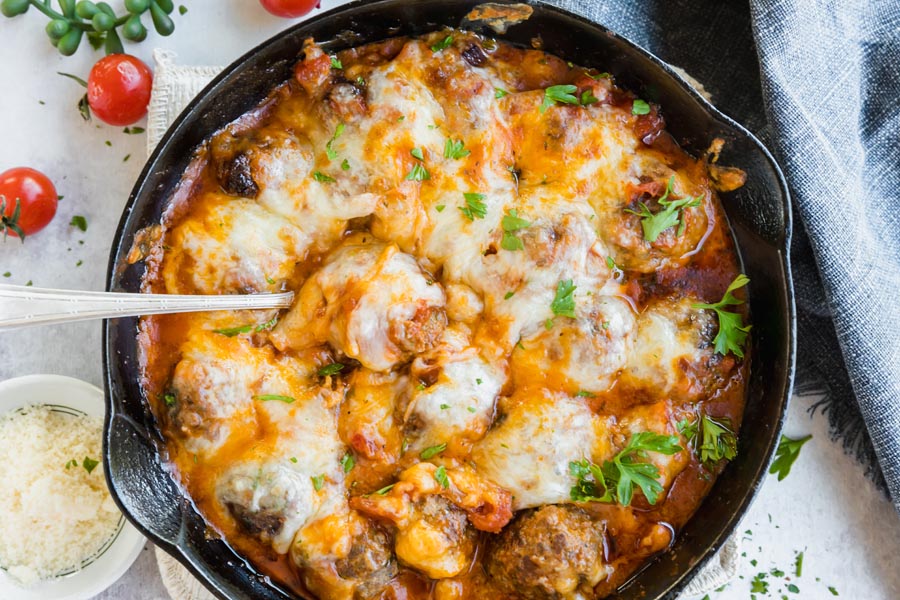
494,88 -> 508,99
431,35 -> 453,52
254,394 -> 296,403
500,209 -> 530,251
317,363 -> 345,376
410,147 -> 424,161
434,465 -> 450,488
443,138 -> 470,159
341,453 -> 355,473
540,84 -> 579,113
632,99 -> 651,115
624,175 -> 703,242
330,56 -> 342,69
679,415 -> 738,466
768,434 -> 812,481
311,474 -> 325,491
420,443 -> 447,459
313,171 -> 336,183
551,279 -> 577,318
82,456 -> 99,474
692,274 -> 751,357
405,163 -> 430,181
459,192 -> 487,221
326,123 -> 345,161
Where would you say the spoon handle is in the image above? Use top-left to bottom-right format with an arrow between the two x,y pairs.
0,284 -> 294,331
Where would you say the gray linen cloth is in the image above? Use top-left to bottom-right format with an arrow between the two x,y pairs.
550,0 -> 900,508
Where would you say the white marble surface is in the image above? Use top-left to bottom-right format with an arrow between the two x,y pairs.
1,2 -> 898,599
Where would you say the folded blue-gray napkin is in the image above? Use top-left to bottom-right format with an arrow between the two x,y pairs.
553,0 -> 900,509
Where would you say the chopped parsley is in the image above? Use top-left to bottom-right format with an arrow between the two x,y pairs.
420,443 -> 447,459
795,551 -> 804,577
405,163 -> 430,181
494,87 -> 508,99
330,56 -> 343,69
313,171 -> 336,183
123,126 -> 145,134
341,158 -> 350,171
440,403 -> 450,410
431,35 -> 453,52
341,453 -> 355,473
70,215 -> 87,232
540,84 -> 580,113
575,390 -> 595,397
326,123 -> 345,160
580,89 -> 599,105
569,432 -> 682,506
311,474 -> 325,491
372,483 -> 395,496
692,274 -> 752,357
317,363 -> 345,376
290,456 -> 298,463
253,394 -> 296,403
750,573 -> 769,594
550,279 -> 577,318
213,316 -> 278,337
82,456 -> 99,474
504,291 -> 515,300
500,209 -> 531,251
64,458 -> 78,469
679,415 -> 738,467
624,175 -> 703,242
435,204 -> 446,212
443,138 -> 470,159
163,393 -> 176,407
769,434 -> 812,481
434,465 -> 450,489
467,406 -> 476,413
410,147 -> 425,161
632,99 -> 651,115
459,192 -> 487,221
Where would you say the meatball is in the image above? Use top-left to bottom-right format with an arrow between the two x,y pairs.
334,524 -> 398,597
486,505 -> 609,600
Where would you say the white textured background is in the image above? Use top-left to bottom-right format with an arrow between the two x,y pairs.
0,1 -> 898,598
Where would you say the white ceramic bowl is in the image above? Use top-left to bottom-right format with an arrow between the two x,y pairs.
0,374 -> 146,600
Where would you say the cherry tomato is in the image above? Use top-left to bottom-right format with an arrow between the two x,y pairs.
0,167 -> 58,240
259,0 -> 320,18
87,54 -> 153,126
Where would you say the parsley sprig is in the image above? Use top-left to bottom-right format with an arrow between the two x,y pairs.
625,175 -> 703,242
500,209 -> 530,251
769,434 -> 812,481
679,415 -> 738,467
459,192 -> 487,220
692,274 -> 751,357
550,279 -> 576,318
540,84 -> 601,113
569,432 -> 682,507
443,138 -> 470,160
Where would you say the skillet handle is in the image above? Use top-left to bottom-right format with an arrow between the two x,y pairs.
0,284 -> 294,330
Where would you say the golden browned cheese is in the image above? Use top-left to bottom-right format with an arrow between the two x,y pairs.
138,29 -> 749,600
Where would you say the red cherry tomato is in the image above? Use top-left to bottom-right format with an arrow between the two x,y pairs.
0,167 -> 58,240
259,0 -> 320,18
87,54 -> 153,127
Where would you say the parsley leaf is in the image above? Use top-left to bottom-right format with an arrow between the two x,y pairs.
624,176 -> 703,242
313,171 -> 336,183
82,456 -> 99,474
326,123 -> 345,161
680,415 -> 738,466
410,147 -> 424,161
434,465 -> 450,488
494,87 -> 508,99
311,474 -> 325,491
341,453 -> 355,473
163,393 -> 176,407
253,394 -> 296,403
551,279 -> 577,318
341,158 -> 350,171
443,138 -> 470,159
372,483 -> 395,496
500,209 -> 530,251
459,192 -> 487,220
431,35 -> 453,52
581,89 -> 599,105
420,443 -> 447,459
692,274 -> 752,357
213,324 -> 253,337
607,432 -> 682,506
769,434 -> 812,481
317,363 -> 345,376
405,163 -> 430,181
632,99 -> 651,115
69,215 -> 88,232
569,458 -> 614,503
540,84 -> 579,113
330,56 -> 343,69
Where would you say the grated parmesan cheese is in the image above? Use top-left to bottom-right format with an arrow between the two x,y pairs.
0,405 -> 121,586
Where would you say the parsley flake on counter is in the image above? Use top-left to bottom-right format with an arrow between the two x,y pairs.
679,415 -> 738,466
750,573 -> 769,594
769,434 -> 812,481
632,99 -> 651,115
692,274 -> 752,357
64,458 -> 78,469
431,35 -> 453,52
420,443 -> 447,459
459,192 -> 487,220
551,279 -> 577,318
434,465 -> 450,488
443,138 -> 470,159
341,453 -> 355,473
540,84 -> 579,113
123,126 -> 145,134
69,215 -> 87,232
253,394 -> 296,403
2,272 -> 9,278
500,209 -> 531,251
405,163 -> 430,181
330,56 -> 343,69
317,363 -> 345,377
82,456 -> 99,474
795,551 -> 804,577
311,474 -> 325,491
75,260 -> 83,267
625,175 -> 703,242
313,171 -> 336,183
829,586 -> 839,596
326,123 -> 345,160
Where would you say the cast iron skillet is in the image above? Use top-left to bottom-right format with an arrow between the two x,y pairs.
102,1 -> 796,598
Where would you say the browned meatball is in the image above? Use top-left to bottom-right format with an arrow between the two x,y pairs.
486,505 -> 608,600
335,524 -> 398,599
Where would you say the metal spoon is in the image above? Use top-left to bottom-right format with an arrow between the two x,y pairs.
0,284 -> 294,331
